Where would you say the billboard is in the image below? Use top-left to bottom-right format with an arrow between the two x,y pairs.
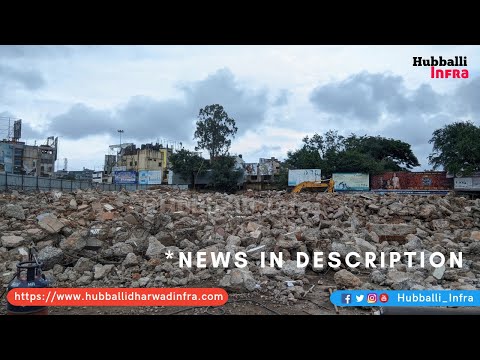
333,173 -> 369,191
13,120 -> 22,140
244,163 -> 258,176
371,171 -> 453,190
454,177 -> 480,190
288,169 -> 321,186
114,171 -> 137,184
112,166 -> 127,172
138,170 -> 162,185
258,162 -> 274,176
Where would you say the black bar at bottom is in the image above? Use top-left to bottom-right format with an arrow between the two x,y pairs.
380,307 -> 480,315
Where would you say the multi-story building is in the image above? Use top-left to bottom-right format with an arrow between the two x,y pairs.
92,170 -> 113,184
115,143 -> 172,182
244,157 -> 280,183
0,138 -> 57,177
104,154 -> 117,174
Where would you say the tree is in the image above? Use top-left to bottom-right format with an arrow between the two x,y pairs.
343,135 -> 420,171
283,130 -> 420,179
169,149 -> 209,189
428,121 -> 480,176
209,155 -> 243,193
194,104 -> 238,161
274,164 -> 289,189
284,147 -> 323,170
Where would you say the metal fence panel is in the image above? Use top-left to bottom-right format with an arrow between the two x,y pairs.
0,173 -> 188,192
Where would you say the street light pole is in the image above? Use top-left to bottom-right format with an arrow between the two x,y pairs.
118,129 -> 124,148
117,129 -> 124,167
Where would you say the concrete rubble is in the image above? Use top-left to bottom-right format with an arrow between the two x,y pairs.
0,188 -> 479,305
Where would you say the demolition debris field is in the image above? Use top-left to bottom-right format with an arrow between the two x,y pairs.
1,188 -> 480,315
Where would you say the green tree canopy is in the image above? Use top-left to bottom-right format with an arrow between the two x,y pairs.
284,130 -> 420,177
194,104 -> 238,161
169,149 -> 209,188
209,155 -> 243,193
428,121 -> 480,176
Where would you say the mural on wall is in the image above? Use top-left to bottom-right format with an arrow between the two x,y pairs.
113,171 -> 137,184
371,172 -> 453,190
332,173 -> 369,191
244,163 -> 258,176
258,162 -> 274,176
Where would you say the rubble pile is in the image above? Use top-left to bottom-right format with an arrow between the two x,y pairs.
1,189 -> 480,304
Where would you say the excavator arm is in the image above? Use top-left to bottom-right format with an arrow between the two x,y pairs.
292,178 -> 335,193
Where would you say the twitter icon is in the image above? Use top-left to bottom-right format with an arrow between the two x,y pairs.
356,295 -> 364,302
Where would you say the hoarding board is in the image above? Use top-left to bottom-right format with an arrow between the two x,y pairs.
244,163 -> 258,176
371,171 -> 452,190
333,173 -> 369,191
258,162 -> 274,176
288,169 -> 321,186
455,177 -> 480,190
13,119 -> 22,140
138,170 -> 162,185
114,171 -> 137,184
112,166 -> 127,172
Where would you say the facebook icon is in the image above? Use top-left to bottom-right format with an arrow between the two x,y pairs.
341,294 -> 351,304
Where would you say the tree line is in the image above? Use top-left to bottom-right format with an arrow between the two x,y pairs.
170,103 -> 480,192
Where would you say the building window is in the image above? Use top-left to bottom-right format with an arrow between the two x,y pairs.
130,161 -> 133,166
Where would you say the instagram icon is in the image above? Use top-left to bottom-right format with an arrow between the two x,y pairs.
367,293 -> 377,304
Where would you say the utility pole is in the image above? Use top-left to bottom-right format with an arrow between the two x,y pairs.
117,129 -> 124,167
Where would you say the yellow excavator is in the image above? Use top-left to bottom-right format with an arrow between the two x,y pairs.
292,178 -> 335,193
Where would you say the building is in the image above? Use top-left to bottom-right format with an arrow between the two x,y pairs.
104,154 -> 117,174
114,143 -> 172,183
92,170 -> 113,184
55,167 -> 95,181
244,157 -> 280,183
0,137 -> 58,177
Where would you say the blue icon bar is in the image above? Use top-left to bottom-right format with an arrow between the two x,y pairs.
330,290 -> 480,307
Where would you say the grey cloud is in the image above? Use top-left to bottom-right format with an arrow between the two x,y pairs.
0,64 -> 46,90
0,111 -> 43,140
382,114 -> 451,148
47,68 -> 269,142
241,144 -> 282,163
309,72 -> 442,124
0,45 -> 72,58
19,122 -> 44,140
309,72 -> 397,121
48,104 -> 113,138
453,76 -> 480,117
0,111 -> 15,117
410,84 -> 441,114
273,89 -> 290,106
116,96 -> 193,141
180,68 -> 268,135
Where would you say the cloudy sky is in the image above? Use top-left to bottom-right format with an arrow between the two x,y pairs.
1,45 -> 479,171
